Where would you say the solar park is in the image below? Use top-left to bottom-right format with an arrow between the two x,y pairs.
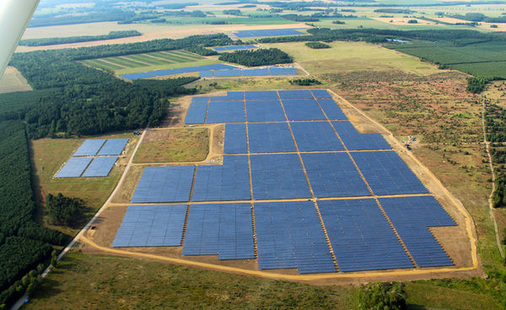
213,45 -> 258,51
55,138 -> 128,178
111,90 -> 459,274
232,28 -> 306,38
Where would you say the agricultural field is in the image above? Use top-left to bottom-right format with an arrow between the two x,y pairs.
0,66 -> 32,94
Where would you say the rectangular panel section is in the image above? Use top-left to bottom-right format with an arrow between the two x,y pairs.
112,205 -> 187,247
98,139 -> 129,156
281,99 -> 326,121
380,196 -> 456,268
224,124 -> 247,154
269,67 -> 297,75
182,203 -> 254,260
192,156 -> 251,201
185,101 -> 208,124
192,96 -> 209,103
251,154 -> 311,200
242,68 -> 270,76
332,121 -> 391,150
73,139 -> 106,156
209,91 -> 244,101
200,71 -> 214,77
319,199 -> 414,272
206,101 -> 245,123
311,89 -> 332,99
248,123 -> 296,153
55,157 -> 93,178
254,201 -> 336,273
245,91 -> 279,100
214,45 -> 257,51
291,122 -> 344,151
131,166 -> 195,203
302,153 -> 371,198
352,151 -> 430,196
214,70 -> 242,77
233,28 -> 304,38
316,99 -> 347,120
246,100 -> 286,122
278,90 -> 314,99
82,157 -> 117,177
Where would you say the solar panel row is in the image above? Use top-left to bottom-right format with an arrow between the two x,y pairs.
81,157 -> 118,177
98,139 -> 129,156
73,139 -> 106,157
233,28 -> 305,38
55,157 -> 93,178
214,45 -> 258,51
199,67 -> 298,78
224,124 -> 247,154
332,121 -> 391,151
120,64 -> 239,80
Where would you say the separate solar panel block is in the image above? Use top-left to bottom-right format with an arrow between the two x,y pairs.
214,70 -> 242,77
200,71 -> 214,77
269,67 -> 298,75
248,123 -> 296,153
316,99 -> 347,120
278,90 -> 314,99
192,156 -> 251,201
245,91 -> 279,100
380,196 -> 456,267
224,124 -> 247,154
55,157 -> 93,178
214,45 -> 258,51
98,139 -> 129,156
282,99 -> 326,121
246,100 -> 286,122
182,203 -> 255,260
332,121 -> 391,150
233,28 -> 304,38
185,101 -> 207,124
254,201 -> 336,273
131,166 -> 195,203
210,91 -> 244,101
243,68 -> 270,76
302,153 -> 371,198
82,156 -> 117,177
319,199 -> 414,272
74,139 -> 106,156
311,89 -> 332,99
112,204 -> 187,247
251,154 -> 311,200
291,122 -> 344,151
206,101 -> 245,123
192,96 -> 209,103
352,151 -> 430,196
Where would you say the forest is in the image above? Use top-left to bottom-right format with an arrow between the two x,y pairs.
218,48 -> 292,66
19,30 -> 142,47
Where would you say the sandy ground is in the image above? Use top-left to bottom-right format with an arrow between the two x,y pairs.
16,23 -> 309,53
0,66 -> 32,93
83,89 -> 479,284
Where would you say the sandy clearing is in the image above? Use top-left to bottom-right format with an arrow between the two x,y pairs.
16,22 -> 309,53
0,66 -> 32,94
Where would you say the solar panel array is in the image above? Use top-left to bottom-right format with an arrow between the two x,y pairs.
233,28 -> 305,38
214,45 -> 258,51
55,138 -> 128,178
120,64 -> 239,80
112,205 -> 187,247
183,203 -> 255,260
114,89 -> 458,274
199,67 -> 298,77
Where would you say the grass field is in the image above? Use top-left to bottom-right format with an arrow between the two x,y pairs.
134,128 -> 209,163
0,66 -> 33,94
24,251 -> 503,309
83,50 -> 211,74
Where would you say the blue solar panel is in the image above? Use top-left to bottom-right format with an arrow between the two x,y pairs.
380,196 -> 456,267
214,70 -> 242,77
98,139 -> 129,156
192,156 -> 251,201
311,90 -> 332,99
332,121 -> 391,150
119,72 -> 154,80
200,71 -> 214,77
246,100 -> 286,122
278,90 -> 313,99
290,122 -> 344,151
234,28 -> 305,38
245,91 -> 279,100
210,91 -> 244,101
192,96 -> 209,103
242,68 -> 270,76
112,204 -> 187,247
182,203 -> 255,260
248,123 -> 296,153
131,166 -> 195,203
254,201 -> 336,273
185,101 -> 208,124
224,124 -> 247,154
352,151 -> 430,196
251,154 -> 311,200
74,139 -> 106,156
214,45 -> 258,51
206,101 -> 245,123
316,99 -> 347,120
319,199 -> 414,272
55,157 -> 93,178
82,156 -> 117,177
269,67 -> 298,75
302,153 -> 371,198
119,64 -> 239,80
281,99 -> 326,121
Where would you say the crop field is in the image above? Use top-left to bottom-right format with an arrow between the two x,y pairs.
82,50 -> 207,73
0,66 -> 33,94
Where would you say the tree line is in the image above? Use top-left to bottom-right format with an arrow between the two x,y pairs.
19,30 -> 142,47
218,48 -> 293,66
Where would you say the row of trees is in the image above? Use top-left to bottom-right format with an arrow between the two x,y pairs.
19,30 -> 142,47
218,48 -> 293,66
